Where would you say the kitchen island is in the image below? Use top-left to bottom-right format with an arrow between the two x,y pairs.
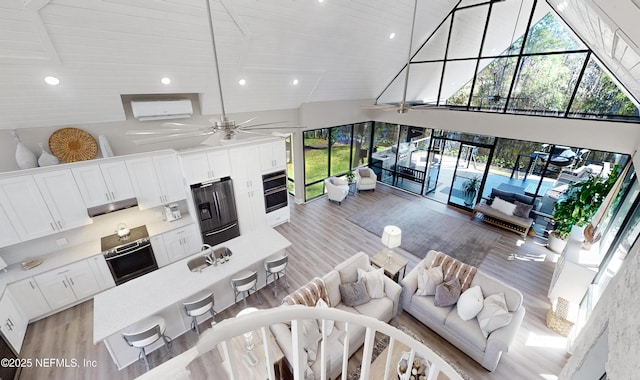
93,227 -> 291,370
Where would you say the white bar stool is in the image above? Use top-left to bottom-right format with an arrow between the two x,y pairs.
264,255 -> 290,297
231,270 -> 262,308
122,315 -> 174,372
182,291 -> 216,336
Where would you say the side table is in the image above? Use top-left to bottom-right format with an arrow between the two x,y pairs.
370,250 -> 409,283
217,327 -> 287,379
348,181 -> 358,195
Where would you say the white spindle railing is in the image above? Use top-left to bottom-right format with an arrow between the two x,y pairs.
136,306 -> 465,380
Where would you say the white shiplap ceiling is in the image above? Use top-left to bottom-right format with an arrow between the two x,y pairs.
0,0 -> 458,129
1,0 -> 640,131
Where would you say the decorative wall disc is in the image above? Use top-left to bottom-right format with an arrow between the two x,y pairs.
49,127 -> 98,162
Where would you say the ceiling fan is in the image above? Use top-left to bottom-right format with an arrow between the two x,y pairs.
127,0 -> 290,146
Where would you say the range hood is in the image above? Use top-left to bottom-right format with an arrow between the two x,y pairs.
88,197 -> 138,217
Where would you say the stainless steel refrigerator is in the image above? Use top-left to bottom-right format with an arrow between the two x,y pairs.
191,178 -> 240,246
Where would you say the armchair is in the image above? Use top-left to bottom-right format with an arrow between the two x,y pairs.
355,167 -> 377,192
324,177 -> 349,204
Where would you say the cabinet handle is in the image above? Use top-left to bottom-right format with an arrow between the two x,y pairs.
6,321 -> 12,331
69,278 -> 75,286
63,280 -> 68,288
105,192 -> 110,200
57,221 -> 63,229
7,318 -> 14,328
50,222 -> 56,231
111,191 -> 115,200
29,281 -> 35,289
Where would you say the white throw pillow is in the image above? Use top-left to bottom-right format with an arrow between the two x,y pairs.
456,286 -> 484,321
477,293 -> 513,338
357,267 -> 385,299
416,265 -> 444,296
490,197 -> 517,215
302,318 -> 322,364
315,298 -> 335,336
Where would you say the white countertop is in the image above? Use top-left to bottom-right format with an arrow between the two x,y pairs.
0,215 -> 195,293
93,227 -> 291,343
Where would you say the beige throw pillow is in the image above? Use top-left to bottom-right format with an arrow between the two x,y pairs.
358,168 -> 370,177
477,293 -> 512,338
490,197 -> 517,215
416,265 -> 444,296
315,298 -> 335,336
357,267 -> 385,299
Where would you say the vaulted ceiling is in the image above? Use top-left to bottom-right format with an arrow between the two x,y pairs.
1,0 -> 639,130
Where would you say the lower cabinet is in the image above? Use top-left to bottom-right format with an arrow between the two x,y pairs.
7,278 -> 51,321
0,291 -> 28,353
34,260 -> 101,311
151,224 -> 202,267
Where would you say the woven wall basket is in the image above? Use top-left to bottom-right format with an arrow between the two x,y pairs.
49,128 -> 98,163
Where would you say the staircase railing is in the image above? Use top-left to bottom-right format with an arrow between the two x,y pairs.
136,306 -> 465,380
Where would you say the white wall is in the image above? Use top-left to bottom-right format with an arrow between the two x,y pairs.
0,108 -> 299,173
559,241 -> 640,379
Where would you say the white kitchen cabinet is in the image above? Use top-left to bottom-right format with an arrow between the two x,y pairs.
0,176 -> 59,241
179,149 -> 231,184
126,153 -> 186,209
72,161 -> 135,207
7,278 -> 51,321
0,205 -> 20,248
230,146 -> 267,234
34,260 -> 101,311
0,291 -> 28,353
548,240 -> 598,304
150,235 -> 170,267
160,224 -> 202,264
87,255 -> 116,290
33,169 -> 93,231
259,139 -> 287,172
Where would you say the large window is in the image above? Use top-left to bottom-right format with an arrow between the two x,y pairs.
304,129 -> 329,200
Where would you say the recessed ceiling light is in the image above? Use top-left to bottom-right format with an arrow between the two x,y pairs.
161,77 -> 171,85
389,33 -> 396,39
44,76 -> 60,85
292,79 -> 299,85
318,0 -> 324,3
238,79 -> 246,86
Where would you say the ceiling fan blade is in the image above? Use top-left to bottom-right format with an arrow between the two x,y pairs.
201,132 -> 224,146
237,117 -> 257,126
361,104 -> 396,110
132,131 -> 210,145
126,128 -> 205,135
162,122 -> 207,128
239,121 -> 289,129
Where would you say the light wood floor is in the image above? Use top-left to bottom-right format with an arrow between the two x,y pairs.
19,184 -> 569,380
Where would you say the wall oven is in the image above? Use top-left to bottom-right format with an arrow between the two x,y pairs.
101,225 -> 158,285
262,170 -> 288,213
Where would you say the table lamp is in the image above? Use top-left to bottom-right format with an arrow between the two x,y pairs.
381,225 -> 402,264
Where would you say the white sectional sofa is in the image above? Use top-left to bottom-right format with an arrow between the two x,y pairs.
401,250 -> 525,371
270,252 -> 402,380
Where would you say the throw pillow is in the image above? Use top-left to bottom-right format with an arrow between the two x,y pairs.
477,293 -> 513,338
357,267 -> 385,299
456,285 -> 484,321
416,265 -> 444,296
434,278 -> 462,307
315,299 -> 335,336
358,168 -> 370,177
339,279 -> 371,307
302,318 -> 322,364
512,200 -> 533,218
490,197 -> 517,215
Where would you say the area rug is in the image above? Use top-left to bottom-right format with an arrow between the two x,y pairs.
347,325 -> 472,380
347,195 -> 501,266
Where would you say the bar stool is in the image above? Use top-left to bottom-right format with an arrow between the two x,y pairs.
231,270 -> 262,308
122,315 -> 174,372
264,255 -> 290,297
182,291 -> 216,336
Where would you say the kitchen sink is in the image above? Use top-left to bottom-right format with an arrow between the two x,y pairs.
187,246 -> 233,272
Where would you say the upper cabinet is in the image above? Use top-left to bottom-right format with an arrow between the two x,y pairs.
72,161 -> 135,207
126,153 -> 186,209
33,170 -> 92,231
0,205 -> 20,248
0,170 -> 91,240
179,149 -> 231,185
259,140 -> 287,172
229,146 -> 266,234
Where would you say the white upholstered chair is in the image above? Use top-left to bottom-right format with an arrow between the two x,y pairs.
355,167 -> 377,191
324,177 -> 349,204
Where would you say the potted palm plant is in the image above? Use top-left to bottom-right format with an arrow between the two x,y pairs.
549,166 -> 620,253
462,176 -> 481,206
